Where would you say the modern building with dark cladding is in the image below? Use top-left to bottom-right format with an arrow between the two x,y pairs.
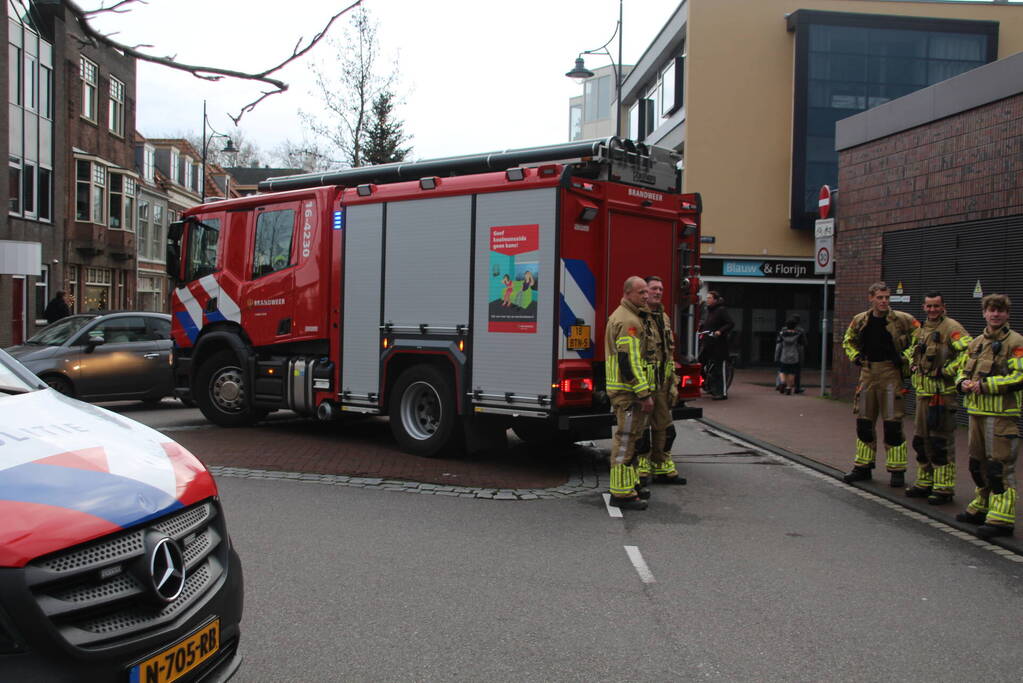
832,50 -> 1023,399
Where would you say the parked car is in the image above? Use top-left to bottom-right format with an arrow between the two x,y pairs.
5,311 -> 185,405
0,347 -> 243,681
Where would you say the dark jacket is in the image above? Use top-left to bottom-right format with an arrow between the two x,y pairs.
699,303 -> 734,362
44,296 -> 70,324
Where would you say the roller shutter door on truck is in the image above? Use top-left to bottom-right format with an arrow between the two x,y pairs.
471,188 -> 557,410
341,203 -> 384,406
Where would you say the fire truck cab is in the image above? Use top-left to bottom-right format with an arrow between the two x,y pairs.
167,138 -> 702,456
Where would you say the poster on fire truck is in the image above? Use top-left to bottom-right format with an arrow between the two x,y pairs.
488,224 -> 539,333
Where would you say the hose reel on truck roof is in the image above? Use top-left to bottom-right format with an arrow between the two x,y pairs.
257,137 -> 682,193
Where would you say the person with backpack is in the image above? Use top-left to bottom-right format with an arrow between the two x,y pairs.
775,319 -> 803,395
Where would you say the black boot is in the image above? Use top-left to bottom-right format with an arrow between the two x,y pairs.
889,471 -> 905,488
976,524 -> 1013,539
905,486 -> 931,498
635,486 -> 652,500
609,495 -> 648,511
955,510 -> 987,525
843,466 -> 872,484
653,473 -> 687,485
927,491 -> 954,506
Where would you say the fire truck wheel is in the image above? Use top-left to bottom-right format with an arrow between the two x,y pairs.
195,350 -> 267,427
390,365 -> 460,457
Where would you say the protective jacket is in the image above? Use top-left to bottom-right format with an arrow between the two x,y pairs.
903,315 -> 971,396
956,325 -> 1023,417
606,298 -> 654,400
843,309 -> 917,374
646,304 -> 677,392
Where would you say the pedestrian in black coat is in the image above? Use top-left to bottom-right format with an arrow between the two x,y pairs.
698,291 -> 735,399
44,291 -> 71,324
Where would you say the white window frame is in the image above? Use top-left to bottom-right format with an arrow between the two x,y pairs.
143,144 -> 155,182
108,76 -> 125,136
108,173 -> 136,231
152,204 -> 167,264
8,158 -> 22,215
35,264 -> 49,325
170,148 -> 180,184
80,55 -> 97,121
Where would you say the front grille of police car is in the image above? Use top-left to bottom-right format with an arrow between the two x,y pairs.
23,500 -> 229,649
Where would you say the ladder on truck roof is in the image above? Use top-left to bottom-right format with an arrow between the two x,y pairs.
257,137 -> 681,194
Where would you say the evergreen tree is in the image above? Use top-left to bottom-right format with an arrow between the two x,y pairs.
362,91 -> 412,166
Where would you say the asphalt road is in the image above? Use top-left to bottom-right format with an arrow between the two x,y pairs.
111,402 -> 1023,681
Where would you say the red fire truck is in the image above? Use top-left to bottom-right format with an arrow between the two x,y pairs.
167,138 -> 703,456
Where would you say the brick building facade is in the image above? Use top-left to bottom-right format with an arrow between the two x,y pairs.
833,53 -> 1023,399
61,4 -> 139,313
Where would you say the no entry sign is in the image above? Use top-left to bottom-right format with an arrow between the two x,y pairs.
818,185 -> 832,219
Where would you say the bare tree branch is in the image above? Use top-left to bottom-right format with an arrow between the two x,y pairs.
82,0 -> 145,17
64,0 -> 362,123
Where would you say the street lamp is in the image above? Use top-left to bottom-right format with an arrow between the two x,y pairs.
565,0 -> 623,137
201,99 -> 237,203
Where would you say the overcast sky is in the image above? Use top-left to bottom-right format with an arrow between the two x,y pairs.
89,0 -> 684,163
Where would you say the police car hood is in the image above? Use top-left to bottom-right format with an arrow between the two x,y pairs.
0,389 -> 217,567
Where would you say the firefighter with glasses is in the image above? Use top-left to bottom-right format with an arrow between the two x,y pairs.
903,292 -> 971,505
842,281 -> 918,487
955,293 -> 1023,539
605,276 -> 656,510
635,275 -> 688,489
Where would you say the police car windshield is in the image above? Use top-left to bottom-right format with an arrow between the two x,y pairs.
0,351 -> 42,394
26,314 -> 98,346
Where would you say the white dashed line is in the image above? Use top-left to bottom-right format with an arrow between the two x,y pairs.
624,545 -> 656,583
698,424 -> 1019,562
603,493 -> 624,518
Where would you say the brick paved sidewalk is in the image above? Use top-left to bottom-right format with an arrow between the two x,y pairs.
697,368 -> 1021,555
169,414 -> 579,491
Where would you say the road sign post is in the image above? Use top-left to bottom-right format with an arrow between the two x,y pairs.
814,217 -> 835,395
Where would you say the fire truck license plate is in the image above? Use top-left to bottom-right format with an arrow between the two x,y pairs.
568,325 -> 591,350
130,619 -> 219,683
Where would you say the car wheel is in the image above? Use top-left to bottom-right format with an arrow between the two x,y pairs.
194,350 -> 268,427
43,375 -> 74,398
389,364 -> 461,457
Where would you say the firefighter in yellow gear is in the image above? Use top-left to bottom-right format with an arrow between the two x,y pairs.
902,292 -> 971,505
955,293 -> 1023,539
842,282 -> 918,487
605,276 -> 656,510
635,276 -> 687,488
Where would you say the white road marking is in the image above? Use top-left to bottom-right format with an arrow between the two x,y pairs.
624,545 -> 656,584
698,424 -> 1022,563
603,493 -> 623,518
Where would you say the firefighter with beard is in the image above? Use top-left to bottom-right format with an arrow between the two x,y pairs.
635,275 -> 688,488
955,293 -> 1023,539
903,292 -> 971,505
842,281 -> 918,487
605,276 -> 655,510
